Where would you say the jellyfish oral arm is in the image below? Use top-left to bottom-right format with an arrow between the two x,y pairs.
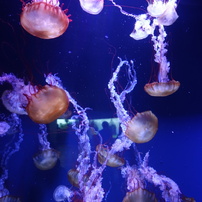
151,24 -> 170,83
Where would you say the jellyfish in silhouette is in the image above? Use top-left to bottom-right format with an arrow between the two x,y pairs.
20,0 -> 71,39
79,0 -> 104,15
0,73 -> 69,124
33,124 -> 60,170
109,0 -> 180,96
0,114 -> 23,201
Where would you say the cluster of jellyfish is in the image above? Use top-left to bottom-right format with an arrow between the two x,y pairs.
0,0 -> 195,201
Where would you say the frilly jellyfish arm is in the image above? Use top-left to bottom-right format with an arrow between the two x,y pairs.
151,24 -> 170,82
0,114 -> 24,197
37,124 -> 51,150
140,152 -> 182,201
108,58 -> 138,153
0,73 -> 36,115
79,0 -> 104,15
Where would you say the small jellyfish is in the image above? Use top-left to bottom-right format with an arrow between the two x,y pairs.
26,85 -> 69,124
125,111 -> 158,143
0,196 -> 21,202
123,188 -> 157,202
53,185 -> 73,202
96,144 -> 125,167
20,0 -> 71,39
33,149 -> 60,170
79,0 -> 104,15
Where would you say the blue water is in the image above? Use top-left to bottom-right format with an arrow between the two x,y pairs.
0,0 -> 202,201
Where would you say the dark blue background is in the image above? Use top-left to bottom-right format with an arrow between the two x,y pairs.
0,0 -> 201,201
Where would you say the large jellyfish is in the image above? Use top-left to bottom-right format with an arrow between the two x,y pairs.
109,0 -> 180,97
20,0 -> 71,39
79,0 -> 104,15
0,73 -> 69,124
0,114 -> 23,201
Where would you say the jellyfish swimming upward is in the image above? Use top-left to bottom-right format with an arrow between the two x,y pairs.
20,0 -> 71,39
110,0 -> 180,97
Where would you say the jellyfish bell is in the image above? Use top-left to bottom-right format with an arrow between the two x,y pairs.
125,111 -> 158,143
33,149 -> 60,170
123,188 -> 157,202
53,185 -> 73,202
0,196 -> 21,202
96,144 -> 125,167
20,0 -> 71,39
26,85 -> 69,124
147,0 -> 178,26
144,80 -> 180,97
79,0 -> 104,15
67,169 -> 89,188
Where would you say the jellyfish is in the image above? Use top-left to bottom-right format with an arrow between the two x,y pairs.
20,0 -> 71,39
0,73 -> 69,124
125,111 -> 158,143
96,144 -> 125,167
121,152 -> 183,201
53,185 -> 73,202
109,0 -> 180,96
123,188 -> 157,202
0,114 -> 23,201
108,58 -> 158,150
79,0 -> 104,15
33,124 -> 60,170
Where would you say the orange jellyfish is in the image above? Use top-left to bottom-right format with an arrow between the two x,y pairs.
20,0 -> 71,39
26,85 -> 69,124
125,111 -> 158,143
123,188 -> 157,202
33,149 -> 60,170
96,144 -> 125,167
144,22 -> 180,97
79,0 -> 104,15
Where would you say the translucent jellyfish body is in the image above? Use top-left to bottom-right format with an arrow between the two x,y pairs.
123,188 -> 157,202
125,111 -> 158,143
147,0 -> 178,26
26,85 -> 69,124
96,144 -> 125,167
79,0 -> 104,15
53,185 -> 73,202
0,196 -> 21,202
33,149 -> 60,170
20,0 -> 71,39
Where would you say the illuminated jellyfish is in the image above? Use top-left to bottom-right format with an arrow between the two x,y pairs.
79,0 -> 104,15
109,0 -> 180,96
108,58 -> 158,148
144,23 -> 180,96
0,122 -> 10,137
121,152 -> 182,201
20,0 -> 71,39
0,114 -> 23,201
96,144 -> 125,167
123,188 -> 157,202
53,185 -> 73,202
33,124 -> 60,170
0,73 -> 69,124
